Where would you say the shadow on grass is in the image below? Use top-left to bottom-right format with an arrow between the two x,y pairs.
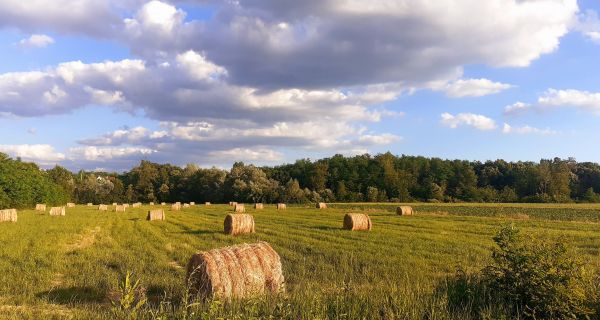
37,286 -> 105,305
128,218 -> 141,222
313,225 -> 342,231
178,229 -> 219,235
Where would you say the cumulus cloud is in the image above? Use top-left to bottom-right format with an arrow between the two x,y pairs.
16,34 -> 54,49
504,101 -> 533,116
507,89 -> 600,117
0,144 -> 65,164
502,123 -> 557,135
437,78 -> 513,98
440,112 -> 497,130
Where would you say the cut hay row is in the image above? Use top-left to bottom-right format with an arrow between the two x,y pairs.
224,214 -> 255,235
147,209 -> 165,221
49,207 -> 66,216
316,202 -> 327,209
35,204 -> 46,211
254,203 -> 264,210
115,205 -> 126,212
396,206 -> 414,216
186,241 -> 284,300
67,203 -> 75,208
234,203 -> 245,213
277,203 -> 287,210
98,204 -> 108,211
0,209 -> 17,222
343,213 -> 372,231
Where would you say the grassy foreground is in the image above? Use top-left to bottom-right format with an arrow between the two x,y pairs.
0,203 -> 599,319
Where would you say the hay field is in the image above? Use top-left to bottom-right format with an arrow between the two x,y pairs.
0,203 -> 599,319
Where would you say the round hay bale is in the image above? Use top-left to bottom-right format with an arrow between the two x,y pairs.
161,202 -> 166,206
171,203 -> 181,211
316,202 -> 327,209
0,209 -> 17,222
183,203 -> 191,208
133,202 -> 142,208
224,214 -> 255,235
233,203 -> 245,213
205,202 -> 211,206
343,213 -> 372,231
86,203 -> 93,207
66,202 -> 76,208
229,201 -> 238,206
147,209 -> 165,221
254,203 -> 264,210
98,204 -> 108,211
123,204 -> 130,208
112,202 -> 118,206
190,202 -> 196,206
276,203 -> 287,210
186,242 -> 285,300
115,205 -> 126,212
396,206 -> 414,216
35,204 -> 46,211
49,207 -> 66,216
175,202 -> 181,205
149,202 -> 155,206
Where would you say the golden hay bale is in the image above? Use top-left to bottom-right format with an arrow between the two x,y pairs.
115,205 -> 126,212
149,202 -> 155,206
161,202 -> 166,205
186,242 -> 284,300
112,202 -> 118,206
234,204 -> 245,213
254,203 -> 264,210
175,202 -> 181,205
396,206 -> 414,216
49,207 -> 66,216
171,203 -> 181,211
224,214 -> 255,235
316,202 -> 327,209
183,203 -> 191,208
229,201 -> 238,206
190,202 -> 196,206
67,203 -> 76,208
35,204 -> 46,211
87,203 -> 93,206
343,213 -> 372,231
123,204 -> 130,208
133,202 -> 142,208
205,202 -> 211,206
147,209 -> 165,221
0,209 -> 17,222
98,204 -> 108,211
277,203 -> 287,210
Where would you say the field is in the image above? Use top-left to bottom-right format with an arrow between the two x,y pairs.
1,203 -> 600,319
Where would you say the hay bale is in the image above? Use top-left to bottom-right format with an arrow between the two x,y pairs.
147,209 -> 165,221
277,203 -> 287,210
224,214 -> 255,235
115,205 -> 126,212
229,201 -> 237,206
190,202 -> 196,206
183,203 -> 191,208
186,242 -> 284,300
98,204 -> 108,211
87,203 -> 93,206
171,203 -> 181,211
35,204 -> 46,211
175,202 -> 181,205
254,203 -> 264,210
123,204 -> 130,208
396,206 -> 414,216
149,202 -> 155,206
112,202 -> 118,206
67,203 -> 76,208
316,202 -> 327,209
0,209 -> 17,222
205,202 -> 211,206
343,213 -> 372,231
49,207 -> 66,216
161,202 -> 166,205
233,204 -> 246,213
133,202 -> 142,208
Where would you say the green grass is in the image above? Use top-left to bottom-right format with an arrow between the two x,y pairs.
0,203 -> 599,319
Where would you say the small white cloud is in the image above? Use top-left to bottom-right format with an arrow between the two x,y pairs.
504,101 -> 532,116
357,134 -> 401,145
69,146 -> 156,161
0,144 -> 65,163
27,128 -> 37,135
502,123 -> 557,136
17,34 -> 54,49
576,10 -> 600,43
538,89 -> 600,115
441,112 -> 497,130
207,148 -> 284,162
439,78 -> 513,98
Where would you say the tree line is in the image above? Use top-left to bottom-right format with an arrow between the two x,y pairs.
3,152 -> 600,208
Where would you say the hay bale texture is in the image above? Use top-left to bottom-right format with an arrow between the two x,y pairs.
49,207 -> 66,216
35,204 -> 46,211
98,204 -> 108,211
234,204 -> 245,213
396,206 -> 414,216
147,209 -> 165,221
0,209 -> 17,222
254,203 -> 264,210
277,203 -> 287,210
316,202 -> 327,209
171,203 -> 181,211
343,213 -> 372,231
67,203 -> 75,208
115,205 -> 126,212
224,214 -> 255,235
186,242 -> 284,300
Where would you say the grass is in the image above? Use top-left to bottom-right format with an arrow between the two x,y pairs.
0,203 -> 599,319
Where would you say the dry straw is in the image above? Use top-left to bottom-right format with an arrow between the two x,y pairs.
343,213 -> 372,231
396,206 -> 414,216
254,203 -> 264,210
186,242 -> 285,300
234,203 -> 245,213
49,207 -> 66,216
35,204 -> 46,211
224,214 -> 255,235
147,209 -> 165,221
98,204 -> 108,211
171,203 -> 182,211
0,209 -> 17,222
67,203 -> 76,208
277,203 -> 287,210
115,205 -> 126,212
316,202 -> 327,209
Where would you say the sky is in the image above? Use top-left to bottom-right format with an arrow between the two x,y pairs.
0,0 -> 599,172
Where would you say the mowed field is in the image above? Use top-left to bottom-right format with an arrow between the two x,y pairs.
1,203 -> 600,319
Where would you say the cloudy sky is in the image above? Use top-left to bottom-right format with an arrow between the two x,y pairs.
0,0 -> 599,171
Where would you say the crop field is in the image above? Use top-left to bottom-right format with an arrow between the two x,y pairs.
0,203 -> 599,319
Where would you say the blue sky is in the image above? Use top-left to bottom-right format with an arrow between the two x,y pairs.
0,0 -> 599,171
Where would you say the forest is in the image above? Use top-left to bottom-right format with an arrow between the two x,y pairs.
2,152 -> 600,208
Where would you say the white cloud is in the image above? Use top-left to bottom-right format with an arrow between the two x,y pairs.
0,144 -> 65,163
68,146 -> 156,161
576,10 -> 600,43
438,78 -> 513,98
504,101 -> 533,116
17,34 -> 54,49
502,123 -> 557,135
207,148 -> 284,162
441,112 -> 497,130
538,89 -> 600,114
